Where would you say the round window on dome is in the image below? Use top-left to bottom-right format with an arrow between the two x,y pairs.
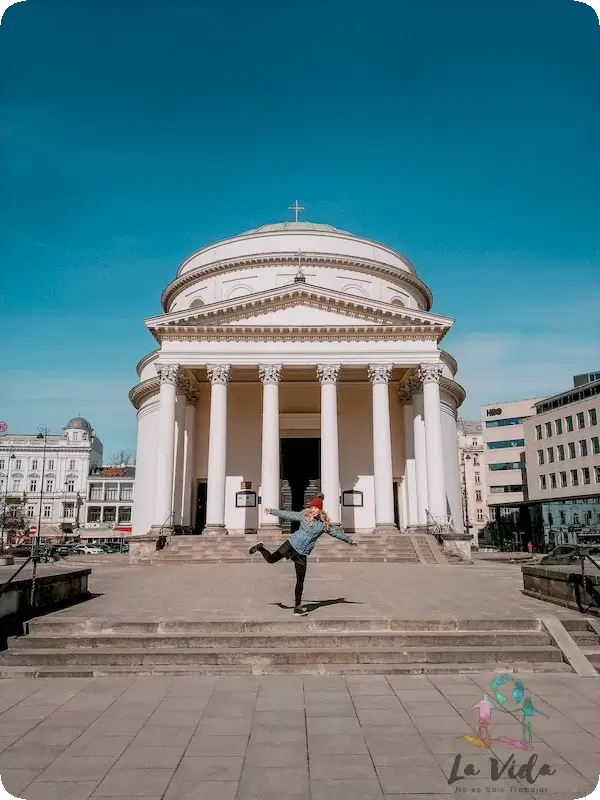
189,298 -> 205,309
390,296 -> 406,307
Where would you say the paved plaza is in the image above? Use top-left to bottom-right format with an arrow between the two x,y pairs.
0,671 -> 599,799
41,559 -> 579,622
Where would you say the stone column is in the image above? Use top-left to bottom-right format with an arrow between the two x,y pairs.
398,387 -> 419,526
317,364 -> 341,524
203,364 -> 230,534
153,363 -> 179,532
409,374 -> 428,525
259,364 -> 282,531
368,364 -> 398,532
180,379 -> 199,530
420,362 -> 447,520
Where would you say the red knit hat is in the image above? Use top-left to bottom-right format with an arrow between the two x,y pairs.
309,497 -> 323,510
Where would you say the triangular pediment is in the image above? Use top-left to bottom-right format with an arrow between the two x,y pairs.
145,284 -> 453,340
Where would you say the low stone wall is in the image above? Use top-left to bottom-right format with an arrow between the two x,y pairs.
0,567 -> 92,646
522,564 -> 600,615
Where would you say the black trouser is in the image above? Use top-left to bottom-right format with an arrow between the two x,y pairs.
257,541 -> 307,607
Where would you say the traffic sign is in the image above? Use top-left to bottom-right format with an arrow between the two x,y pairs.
0,422 -> 7,433
29,524 -> 38,535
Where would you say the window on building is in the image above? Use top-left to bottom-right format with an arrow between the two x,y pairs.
550,473 -> 557,489
15,460 -> 21,470
473,456 -> 479,466
31,459 -> 38,470
29,479 -> 37,493
105,483 -> 118,501
566,416 -> 574,432
573,513 -> 579,524
485,417 -> 523,428
47,459 -> 54,470
592,437 -> 600,455
45,478 -> 54,492
596,466 -> 600,483
26,505 -> 35,518
120,483 -> 134,501
89,483 -> 103,501
476,508 -> 484,522
474,472 -> 481,484
560,510 -> 566,524
12,478 -> 21,491
489,462 -> 524,470
0,479 -> 4,492
471,440 -> 478,447
560,471 -> 568,488
68,459 -> 76,470
540,475 -> 547,490
580,439 -> 588,457
548,447 -> 554,463
65,479 -> 75,492
87,507 -> 101,523
568,442 -> 576,459
0,459 -> 4,470
558,444 -> 565,461
536,425 -> 542,440
555,418 -> 563,435
577,412 -> 585,430
63,502 -> 75,519
583,467 -> 591,485
585,510 -> 592,524
487,439 -> 525,449
571,469 -> 579,487
475,490 -> 482,501
103,506 -> 117,523
118,507 -> 132,523
538,450 -> 545,465
590,408 -> 598,426
545,422 -> 552,437
43,505 -> 51,518
489,485 -> 523,493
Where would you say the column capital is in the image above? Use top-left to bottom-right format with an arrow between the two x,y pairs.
259,364 -> 283,384
206,364 -> 231,385
177,376 -> 200,406
419,363 -> 444,384
368,364 -> 393,385
316,364 -> 341,385
407,372 -> 423,394
155,364 -> 180,385
397,386 -> 413,406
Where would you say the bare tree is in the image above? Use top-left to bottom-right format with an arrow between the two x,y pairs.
109,450 -> 135,466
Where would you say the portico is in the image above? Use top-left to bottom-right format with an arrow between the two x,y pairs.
129,219 -> 467,546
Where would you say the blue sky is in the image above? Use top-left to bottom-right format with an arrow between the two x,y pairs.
1,0 -> 599,457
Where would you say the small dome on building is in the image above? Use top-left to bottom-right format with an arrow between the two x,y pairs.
241,221 -> 350,236
64,416 -> 93,432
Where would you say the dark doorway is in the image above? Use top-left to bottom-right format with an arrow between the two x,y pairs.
194,481 -> 207,534
280,438 -> 320,531
393,481 -> 400,529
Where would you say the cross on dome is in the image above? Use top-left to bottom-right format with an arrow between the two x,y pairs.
288,200 -> 304,222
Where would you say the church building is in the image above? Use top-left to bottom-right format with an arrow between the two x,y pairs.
129,214 -> 466,542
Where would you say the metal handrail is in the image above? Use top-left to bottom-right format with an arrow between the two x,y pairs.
579,551 -> 600,577
157,512 -> 174,550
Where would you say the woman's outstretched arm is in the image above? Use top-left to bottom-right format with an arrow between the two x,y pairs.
326,527 -> 356,545
264,508 -> 304,522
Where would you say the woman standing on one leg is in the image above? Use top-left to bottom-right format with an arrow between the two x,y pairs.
249,497 -> 357,615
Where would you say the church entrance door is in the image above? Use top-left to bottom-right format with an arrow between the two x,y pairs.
194,480 -> 207,534
280,438 -> 320,532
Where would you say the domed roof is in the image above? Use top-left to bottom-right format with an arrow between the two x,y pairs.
64,416 -> 92,432
241,221 -> 350,235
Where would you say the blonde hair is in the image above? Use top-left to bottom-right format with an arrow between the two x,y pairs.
303,506 -> 331,530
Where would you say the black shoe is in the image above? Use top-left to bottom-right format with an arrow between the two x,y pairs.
294,606 -> 308,616
248,542 -> 263,555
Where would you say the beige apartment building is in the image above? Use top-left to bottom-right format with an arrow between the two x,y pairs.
457,419 -> 487,547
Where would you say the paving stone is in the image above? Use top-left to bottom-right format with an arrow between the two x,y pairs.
0,743 -> 65,769
195,717 -> 253,736
163,782 -> 238,800
131,725 -> 196,747
403,701 -> 462,717
145,710 -> 204,727
353,694 -> 404,710
92,768 -> 174,797
65,736 -> 134,758
377,760 -> 451,794
17,726 -> 88,747
308,733 -> 369,754
237,765 -> 309,795
309,753 -> 378,780
306,702 -> 357,718
304,690 -> 350,704
84,716 -> 147,737
37,756 -> 116,782
248,724 -> 307,745
113,744 -> 185,769
310,778 -> 384,799
186,734 -> 248,756
357,709 -> 414,727
172,755 -> 244,782
413,716 -> 474,734
244,743 -> 307,767
254,694 -> 304,711
252,710 -> 305,728
306,716 -> 362,735
19,781 -> 98,800
0,769 -> 44,796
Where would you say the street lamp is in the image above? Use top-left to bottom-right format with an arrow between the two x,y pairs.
0,452 -> 16,550
30,424 -> 49,605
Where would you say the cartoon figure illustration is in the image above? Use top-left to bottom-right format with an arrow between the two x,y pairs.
462,674 -> 547,751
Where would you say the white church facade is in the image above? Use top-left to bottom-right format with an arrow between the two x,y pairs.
129,219 -> 466,541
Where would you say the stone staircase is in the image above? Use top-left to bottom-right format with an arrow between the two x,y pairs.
0,617 -> 570,678
145,533 -> 443,565
562,618 -> 600,669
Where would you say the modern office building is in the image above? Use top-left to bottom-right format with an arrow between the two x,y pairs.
457,419 -> 487,547
82,466 -> 135,541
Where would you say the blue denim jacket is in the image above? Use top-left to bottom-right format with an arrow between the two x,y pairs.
268,509 -> 353,556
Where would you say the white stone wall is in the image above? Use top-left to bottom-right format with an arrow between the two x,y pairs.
132,398 -> 158,535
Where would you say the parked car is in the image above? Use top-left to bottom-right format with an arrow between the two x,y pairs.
540,545 -> 600,566
73,545 -> 104,555
479,546 -> 500,553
